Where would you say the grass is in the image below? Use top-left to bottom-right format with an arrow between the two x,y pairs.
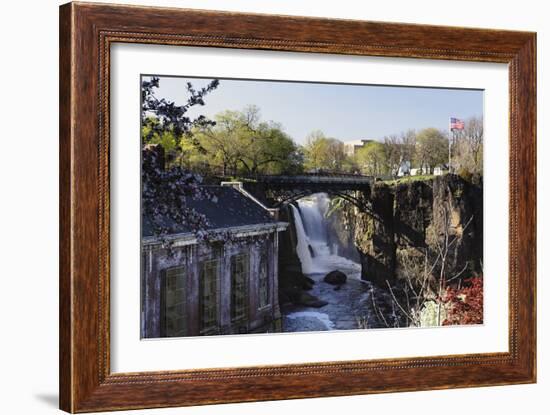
381,174 -> 438,185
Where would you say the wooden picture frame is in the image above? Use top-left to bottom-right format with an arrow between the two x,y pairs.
59,2 -> 536,412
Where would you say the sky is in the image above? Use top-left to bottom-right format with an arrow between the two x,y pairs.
144,75 -> 483,145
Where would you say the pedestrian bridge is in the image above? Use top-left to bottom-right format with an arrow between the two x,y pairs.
233,173 -> 375,210
253,173 -> 374,189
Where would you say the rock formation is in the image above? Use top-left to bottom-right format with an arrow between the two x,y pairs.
352,175 -> 483,287
324,270 -> 347,285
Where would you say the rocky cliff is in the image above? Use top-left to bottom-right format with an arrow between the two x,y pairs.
347,175 -> 483,287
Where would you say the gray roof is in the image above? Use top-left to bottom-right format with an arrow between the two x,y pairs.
142,186 -> 276,237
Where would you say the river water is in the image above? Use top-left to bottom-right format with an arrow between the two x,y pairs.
282,193 -> 382,332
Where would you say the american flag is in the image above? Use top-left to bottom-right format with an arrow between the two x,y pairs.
450,117 -> 465,131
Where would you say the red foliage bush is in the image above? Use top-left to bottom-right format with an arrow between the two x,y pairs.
442,276 -> 483,325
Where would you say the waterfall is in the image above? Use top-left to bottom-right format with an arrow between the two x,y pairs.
290,204 -> 315,274
299,196 -> 328,243
291,193 -> 361,278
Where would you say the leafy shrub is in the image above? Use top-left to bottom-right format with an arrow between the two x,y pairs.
442,277 -> 483,325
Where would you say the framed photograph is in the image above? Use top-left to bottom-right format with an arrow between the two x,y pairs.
59,2 -> 536,412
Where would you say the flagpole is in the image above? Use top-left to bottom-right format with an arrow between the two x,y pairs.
448,119 -> 452,174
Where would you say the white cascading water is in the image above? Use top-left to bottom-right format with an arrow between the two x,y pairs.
291,193 -> 361,278
290,204 -> 315,274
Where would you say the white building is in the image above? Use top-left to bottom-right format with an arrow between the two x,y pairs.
397,160 -> 411,177
343,139 -> 375,156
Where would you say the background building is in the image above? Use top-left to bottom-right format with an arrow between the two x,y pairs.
343,138 -> 375,156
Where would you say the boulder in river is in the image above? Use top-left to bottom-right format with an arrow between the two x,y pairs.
298,292 -> 328,308
278,266 -> 312,302
304,276 -> 315,285
301,276 -> 316,290
301,279 -> 314,291
324,270 -> 347,285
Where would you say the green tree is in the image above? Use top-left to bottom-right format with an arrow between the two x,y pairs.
195,106 -> 301,176
238,121 -> 300,175
414,128 -> 448,173
303,131 -> 347,172
141,118 -> 178,162
355,141 -> 388,176
194,109 -> 247,176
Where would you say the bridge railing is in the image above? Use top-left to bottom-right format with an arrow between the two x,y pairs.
250,173 -> 375,184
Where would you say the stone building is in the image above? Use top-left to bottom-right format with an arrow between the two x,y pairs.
141,185 -> 288,338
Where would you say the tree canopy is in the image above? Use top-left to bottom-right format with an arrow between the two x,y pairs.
303,131 -> 350,172
193,106 -> 302,176
355,141 -> 388,176
414,128 -> 449,173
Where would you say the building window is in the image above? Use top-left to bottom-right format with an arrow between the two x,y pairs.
258,249 -> 269,308
161,266 -> 186,337
199,259 -> 219,334
231,254 -> 249,322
